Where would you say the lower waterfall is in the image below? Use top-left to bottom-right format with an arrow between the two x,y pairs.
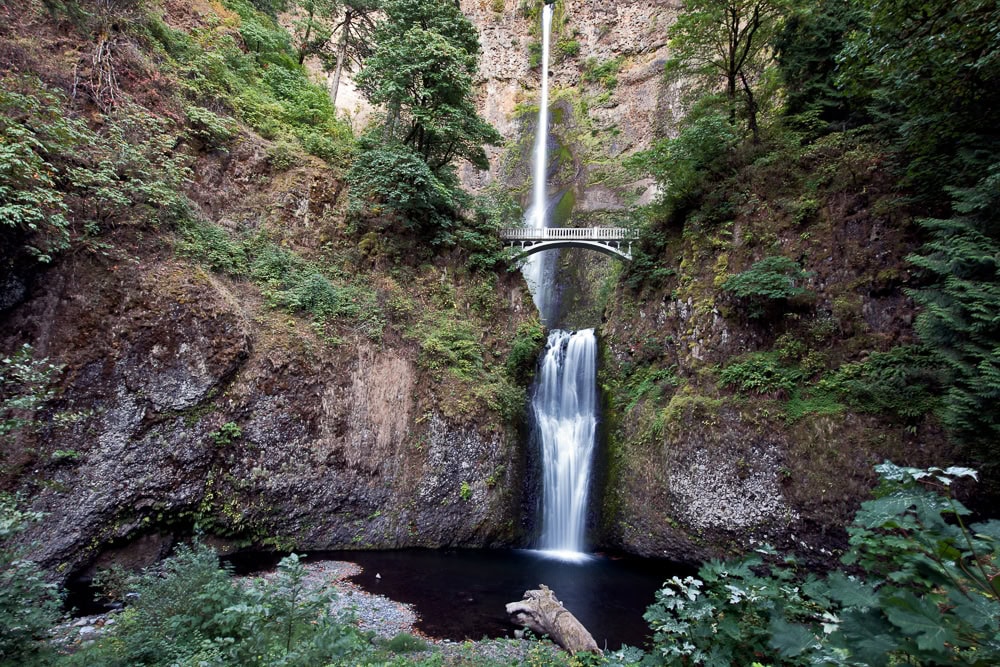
532,328 -> 598,559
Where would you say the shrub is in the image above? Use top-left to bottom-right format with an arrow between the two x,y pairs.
0,495 -> 62,664
722,255 -> 813,317
184,105 -> 237,150
505,319 -> 546,385
644,463 -> 1000,666
581,57 -> 622,89
819,345 -> 946,420
719,351 -> 803,395
75,545 -> 371,666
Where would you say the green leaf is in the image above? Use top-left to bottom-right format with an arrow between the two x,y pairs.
769,616 -> 817,658
882,591 -> 956,653
827,572 -> 879,609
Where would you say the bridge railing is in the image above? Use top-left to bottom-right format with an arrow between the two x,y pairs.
499,227 -> 640,241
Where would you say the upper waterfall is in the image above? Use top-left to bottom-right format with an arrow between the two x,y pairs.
521,3 -> 557,325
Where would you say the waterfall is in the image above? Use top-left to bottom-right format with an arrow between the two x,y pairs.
533,329 -> 598,559
522,3 -> 557,324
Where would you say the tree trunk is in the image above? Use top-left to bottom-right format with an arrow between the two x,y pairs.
506,585 -> 601,654
330,9 -> 352,108
740,70 -> 759,144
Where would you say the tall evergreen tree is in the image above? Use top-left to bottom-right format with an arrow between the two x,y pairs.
349,0 -> 501,238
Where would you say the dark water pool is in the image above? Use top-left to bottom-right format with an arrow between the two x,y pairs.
307,549 -> 693,650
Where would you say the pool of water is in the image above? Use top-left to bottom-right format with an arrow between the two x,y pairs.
308,548 -> 692,650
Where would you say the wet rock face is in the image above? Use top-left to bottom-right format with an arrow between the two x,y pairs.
2,256 -> 527,580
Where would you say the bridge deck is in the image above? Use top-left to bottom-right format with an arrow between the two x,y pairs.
500,227 -> 639,241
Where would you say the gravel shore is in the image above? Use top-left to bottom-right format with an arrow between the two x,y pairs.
298,560 -> 562,665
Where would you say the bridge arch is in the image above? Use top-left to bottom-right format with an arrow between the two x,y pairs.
499,227 -> 638,261
508,239 -> 633,260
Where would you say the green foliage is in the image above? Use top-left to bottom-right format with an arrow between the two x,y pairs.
505,319 -> 546,386
665,0 -> 790,143
348,140 -> 460,239
0,495 -> 62,666
250,244 -> 386,339
382,632 -> 429,653
178,221 -> 385,340
721,255 -> 812,318
355,0 -> 501,171
147,2 -> 352,164
76,543 -> 370,666
175,218 -> 250,276
818,345 -> 946,420
720,351 -> 803,395
0,344 -> 63,441
462,185 -> 523,271
556,39 -> 580,58
0,77 -> 85,262
908,168 -> 1000,457
621,365 -> 681,412
645,463 -> 1000,667
184,105 -> 237,150
351,0 -> 501,237
417,315 -> 483,379
459,481 -> 472,502
836,0 -> 1000,195
632,100 -> 740,218
774,0 -> 865,127
211,421 -> 243,446
581,57 -> 621,89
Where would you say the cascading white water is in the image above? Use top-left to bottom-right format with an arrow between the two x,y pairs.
521,3 -> 556,323
533,329 -> 598,559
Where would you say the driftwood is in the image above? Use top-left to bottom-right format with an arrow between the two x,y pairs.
505,585 -> 601,654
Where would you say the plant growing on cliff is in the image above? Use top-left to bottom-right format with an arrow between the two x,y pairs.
644,462 -> 1000,666
350,0 -> 502,238
0,344 -> 63,442
721,255 -> 812,318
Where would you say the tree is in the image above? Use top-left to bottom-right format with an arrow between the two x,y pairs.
325,0 -> 379,108
665,0 -> 790,143
354,0 -> 501,171
290,0 -> 341,65
908,168 -> 1000,472
774,0 -> 865,127
349,0 -> 501,237
836,0 -> 1000,196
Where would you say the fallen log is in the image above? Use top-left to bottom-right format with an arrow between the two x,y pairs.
505,584 -> 601,654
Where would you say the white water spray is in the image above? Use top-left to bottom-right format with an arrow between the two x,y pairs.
534,329 -> 598,560
522,3 -> 556,322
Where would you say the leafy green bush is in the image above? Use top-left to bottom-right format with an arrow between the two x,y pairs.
819,345 -> 946,420
75,544 -> 371,667
0,495 -> 62,665
505,319 -> 546,386
581,57 -> 622,89
556,39 -> 580,58
348,141 -> 460,239
175,219 -> 249,276
1,344 -> 63,441
645,463 -> 1000,667
184,105 -> 237,150
722,255 -> 812,317
418,316 -> 483,379
719,351 -> 804,395
0,76 -> 87,262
